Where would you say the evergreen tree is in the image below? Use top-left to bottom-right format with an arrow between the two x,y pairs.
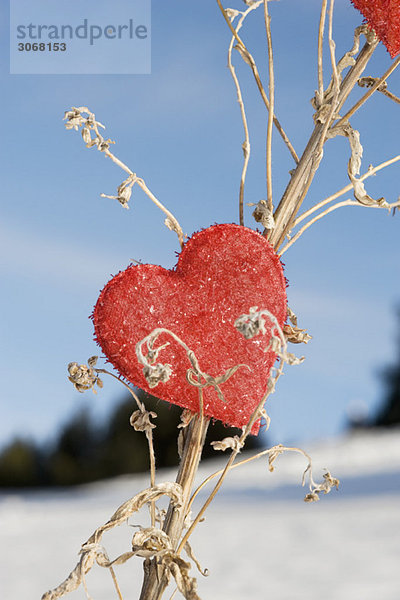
0,389 -> 261,487
373,308 -> 400,427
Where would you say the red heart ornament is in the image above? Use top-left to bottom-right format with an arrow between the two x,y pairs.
351,0 -> 400,57
93,224 -> 287,433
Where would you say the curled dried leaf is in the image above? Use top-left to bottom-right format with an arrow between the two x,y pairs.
211,435 -> 243,452
130,409 -> 157,432
250,199 -> 275,229
162,554 -> 201,600
283,324 -> 312,344
287,306 -> 298,327
131,527 -> 172,558
41,482 -> 183,599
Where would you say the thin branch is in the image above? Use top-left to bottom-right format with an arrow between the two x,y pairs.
63,107 -> 184,249
109,566 -> 124,600
334,55 -> 400,128
147,431 -> 157,528
95,367 -> 157,526
293,155 -> 400,228
380,88 -> 400,105
279,196 -> 400,256
317,0 -> 329,107
269,27 -> 379,250
133,177 -> 184,249
319,0 -> 339,150
358,76 -> 400,105
187,444 -> 317,510
176,311 -> 299,555
264,0 -> 275,215
216,0 -> 299,164
227,6 -> 259,225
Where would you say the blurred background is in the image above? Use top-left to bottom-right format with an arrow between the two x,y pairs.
1,0 -> 400,488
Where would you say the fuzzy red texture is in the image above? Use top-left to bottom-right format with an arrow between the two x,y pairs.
93,224 -> 287,434
351,0 -> 400,57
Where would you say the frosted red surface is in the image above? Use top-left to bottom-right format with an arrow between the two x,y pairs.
93,224 -> 287,433
352,0 -> 400,57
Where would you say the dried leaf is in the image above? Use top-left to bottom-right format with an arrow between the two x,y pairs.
283,324 -> 312,344
211,435 -> 243,452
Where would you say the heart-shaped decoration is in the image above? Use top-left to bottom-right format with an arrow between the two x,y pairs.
351,0 -> 400,57
93,224 -> 287,433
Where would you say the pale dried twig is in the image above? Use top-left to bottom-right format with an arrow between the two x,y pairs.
188,443 -> 339,509
316,0 -> 328,109
216,0 -> 299,164
136,327 -> 250,404
334,55 -> 400,128
175,307 -> 305,555
358,76 -> 400,105
263,0 -> 275,218
63,107 -> 184,248
279,197 -> 400,256
225,2 -> 262,225
41,483 -> 183,600
292,155 -> 400,229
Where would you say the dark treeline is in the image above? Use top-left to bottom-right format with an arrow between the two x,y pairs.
349,307 -> 400,430
370,309 -> 400,427
0,391 -> 260,488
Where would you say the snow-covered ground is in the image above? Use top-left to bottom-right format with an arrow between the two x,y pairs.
1,429 -> 400,600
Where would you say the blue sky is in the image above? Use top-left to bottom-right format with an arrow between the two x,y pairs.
1,0 -> 399,450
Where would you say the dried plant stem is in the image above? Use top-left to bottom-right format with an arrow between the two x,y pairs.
317,0 -> 328,107
279,196 -> 400,256
293,154 -> 400,227
148,432 -> 157,527
227,5 -> 259,225
380,88 -> 400,105
188,444 -> 316,508
177,382 -> 275,554
139,408 -> 209,600
96,368 -> 157,525
264,0 -> 274,215
109,565 -> 124,600
133,178 -> 184,249
269,35 -> 379,251
217,0 -> 299,165
335,55 -> 400,128
64,107 -> 184,248
177,311 -> 292,555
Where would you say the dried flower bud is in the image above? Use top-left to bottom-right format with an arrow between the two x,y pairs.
304,492 -> 320,503
67,360 -> 101,393
323,471 -> 340,491
63,108 -> 86,130
251,199 -> 275,229
130,409 -> 157,432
